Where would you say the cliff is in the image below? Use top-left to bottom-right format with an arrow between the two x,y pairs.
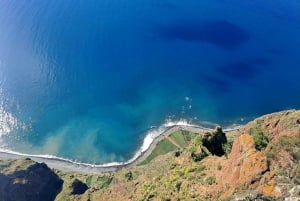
0,110 -> 299,201
0,158 -> 63,201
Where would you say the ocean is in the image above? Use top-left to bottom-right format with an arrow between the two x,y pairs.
0,0 -> 300,164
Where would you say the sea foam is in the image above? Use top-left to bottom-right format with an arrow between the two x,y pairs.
0,119 -> 194,167
0,117 -> 241,172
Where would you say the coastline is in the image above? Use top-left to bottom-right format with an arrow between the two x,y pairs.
0,124 -> 241,174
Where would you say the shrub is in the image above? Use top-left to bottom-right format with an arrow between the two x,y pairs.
196,165 -> 206,172
125,171 -> 133,181
222,140 -> 233,157
194,135 -> 203,146
174,151 -> 181,157
184,166 -> 197,174
205,175 -> 216,185
250,126 -> 269,151
191,151 -> 208,162
175,182 -> 182,192
252,131 -> 269,151
292,149 -> 300,161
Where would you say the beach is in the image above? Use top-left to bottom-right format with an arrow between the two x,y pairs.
0,124 -> 241,174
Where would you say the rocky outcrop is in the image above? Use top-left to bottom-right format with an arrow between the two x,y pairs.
219,110 -> 300,199
0,158 -> 63,201
246,110 -> 300,140
220,133 -> 269,198
202,126 -> 227,156
70,179 -> 88,195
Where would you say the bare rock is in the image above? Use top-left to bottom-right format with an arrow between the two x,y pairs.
220,133 -> 269,199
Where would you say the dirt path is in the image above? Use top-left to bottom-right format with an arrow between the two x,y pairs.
166,136 -> 182,149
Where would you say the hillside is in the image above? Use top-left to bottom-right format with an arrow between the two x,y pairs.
0,110 -> 299,201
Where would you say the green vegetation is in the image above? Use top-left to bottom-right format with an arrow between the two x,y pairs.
169,131 -> 187,148
183,165 -> 205,174
222,139 -> 233,157
86,176 -> 93,187
138,139 -> 178,165
0,158 -> 35,174
97,175 -> 113,189
138,162 -> 206,200
182,130 -> 198,143
188,127 -> 230,162
253,130 -> 269,151
188,135 -> 203,153
205,175 -> 216,185
267,135 -> 300,161
217,163 -> 222,170
125,171 -> 133,181
249,121 -> 270,151
191,150 -> 208,162
139,131 -> 198,165
85,175 -> 113,189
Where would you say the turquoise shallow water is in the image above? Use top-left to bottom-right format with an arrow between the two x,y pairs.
0,0 -> 300,164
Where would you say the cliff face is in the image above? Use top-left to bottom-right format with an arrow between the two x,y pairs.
221,133 -> 269,190
216,110 -> 300,200
0,158 -> 63,201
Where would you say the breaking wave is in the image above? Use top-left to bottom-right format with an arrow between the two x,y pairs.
0,117 -> 242,173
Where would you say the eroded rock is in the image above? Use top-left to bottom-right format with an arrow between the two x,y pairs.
221,133 -> 269,193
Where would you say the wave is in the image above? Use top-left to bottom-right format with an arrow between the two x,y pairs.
0,120 -> 192,166
0,119 -> 243,173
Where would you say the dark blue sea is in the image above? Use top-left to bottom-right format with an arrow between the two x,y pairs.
0,0 -> 300,164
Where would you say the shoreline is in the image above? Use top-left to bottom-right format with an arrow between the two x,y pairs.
0,124 -> 242,174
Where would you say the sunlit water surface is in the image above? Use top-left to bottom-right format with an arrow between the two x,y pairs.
0,0 -> 299,164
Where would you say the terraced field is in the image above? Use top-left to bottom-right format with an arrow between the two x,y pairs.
138,131 -> 198,165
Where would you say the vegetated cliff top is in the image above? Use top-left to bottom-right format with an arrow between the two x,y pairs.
0,109 -> 299,201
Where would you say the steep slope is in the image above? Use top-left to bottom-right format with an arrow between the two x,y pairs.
85,110 -> 299,200
0,158 -> 63,201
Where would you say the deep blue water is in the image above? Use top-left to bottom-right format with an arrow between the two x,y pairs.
0,0 -> 300,164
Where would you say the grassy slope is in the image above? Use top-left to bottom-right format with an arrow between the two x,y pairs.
138,131 -> 197,166
0,158 -> 35,174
